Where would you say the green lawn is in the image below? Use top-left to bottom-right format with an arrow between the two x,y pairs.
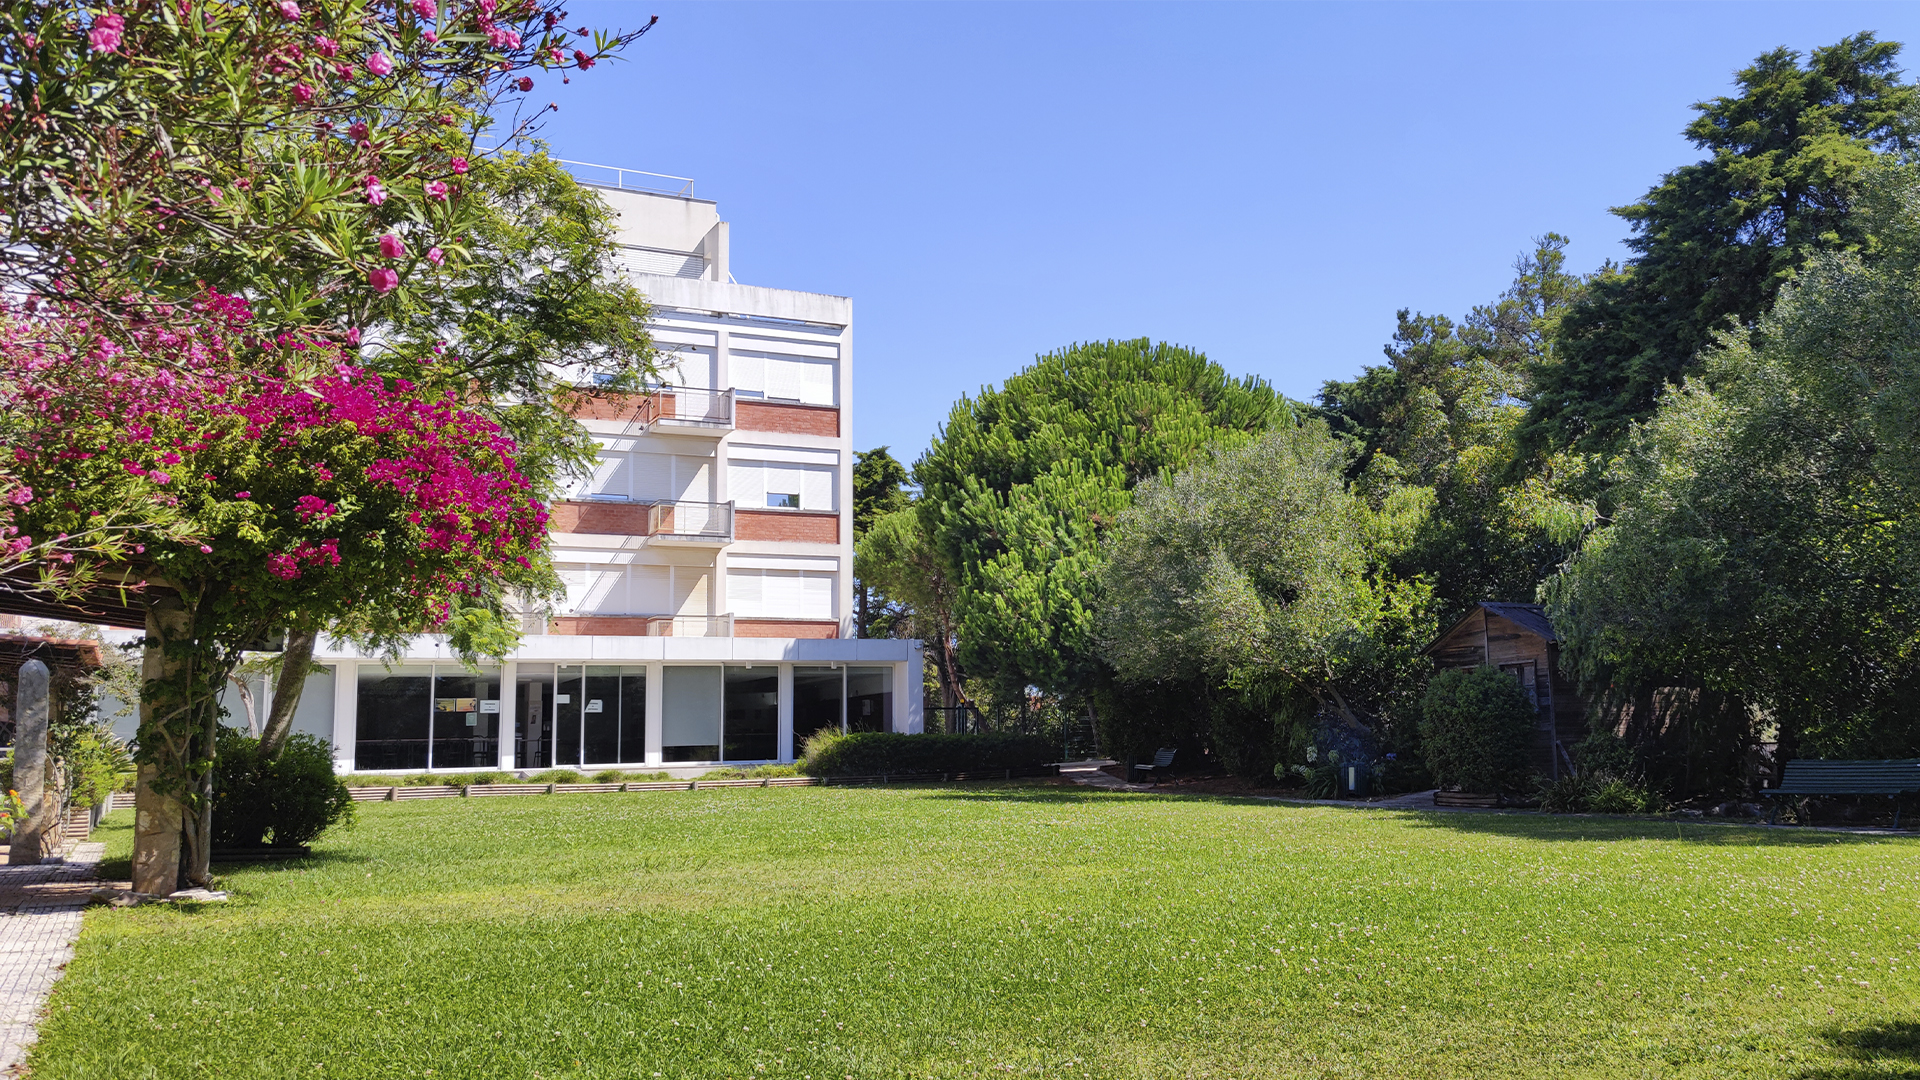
32,785 -> 1920,1079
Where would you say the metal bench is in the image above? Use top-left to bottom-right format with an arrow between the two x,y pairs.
1762,759 -> 1920,827
1131,747 -> 1177,785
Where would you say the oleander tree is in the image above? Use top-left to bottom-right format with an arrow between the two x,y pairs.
0,0 -> 657,891
5,293 -> 552,886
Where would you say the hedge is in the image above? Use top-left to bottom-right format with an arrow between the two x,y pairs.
801,732 -> 1056,777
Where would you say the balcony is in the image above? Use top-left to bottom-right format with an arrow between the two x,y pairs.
644,614 -> 734,638
636,387 -> 733,434
646,500 -> 734,546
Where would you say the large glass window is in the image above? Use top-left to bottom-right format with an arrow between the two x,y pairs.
430,668 -> 502,770
619,669 -> 648,763
847,667 -> 893,734
724,666 -> 779,762
516,664 -> 553,770
555,668 -> 584,767
583,666 -> 645,765
356,666 -> 432,770
662,666 -> 721,762
793,666 -> 844,747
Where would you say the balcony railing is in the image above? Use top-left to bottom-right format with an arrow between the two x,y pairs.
637,387 -> 733,432
643,614 -> 734,638
553,159 -> 696,197
646,500 -> 733,544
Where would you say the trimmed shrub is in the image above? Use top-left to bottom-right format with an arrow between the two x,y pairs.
801,731 -> 1056,777
1418,667 -> 1538,794
526,769 -> 585,784
212,730 -> 354,848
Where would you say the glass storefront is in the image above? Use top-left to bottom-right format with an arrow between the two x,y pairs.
356,665 -> 501,771
354,661 -> 898,771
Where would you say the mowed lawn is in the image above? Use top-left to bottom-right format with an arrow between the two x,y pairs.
30,784 -> 1920,1080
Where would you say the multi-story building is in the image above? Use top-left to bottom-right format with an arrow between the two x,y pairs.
172,168 -> 924,776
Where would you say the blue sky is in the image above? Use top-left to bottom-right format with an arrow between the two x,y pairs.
535,2 -> 1920,464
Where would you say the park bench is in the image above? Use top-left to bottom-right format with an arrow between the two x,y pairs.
1131,747 -> 1177,785
1762,759 -> 1920,827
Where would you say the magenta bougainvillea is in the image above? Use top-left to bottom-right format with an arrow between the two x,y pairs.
3,291 -> 549,628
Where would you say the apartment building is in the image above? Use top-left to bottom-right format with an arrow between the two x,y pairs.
193,169 -> 924,776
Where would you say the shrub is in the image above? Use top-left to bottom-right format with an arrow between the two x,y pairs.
1418,667 -> 1538,794
526,769 -> 585,785
1589,776 -> 1663,814
801,732 -> 1056,777
458,772 -> 511,786
212,730 -> 354,848
590,770 -> 629,783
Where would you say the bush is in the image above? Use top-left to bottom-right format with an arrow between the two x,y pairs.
1589,776 -> 1663,814
801,731 -> 1056,777
526,769 -> 585,784
212,730 -> 354,848
1418,667 -> 1538,794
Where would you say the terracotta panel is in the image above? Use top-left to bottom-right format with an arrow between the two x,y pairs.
546,616 -> 656,637
733,619 -> 839,639
734,510 -> 839,544
737,400 -> 838,437
547,500 -> 650,537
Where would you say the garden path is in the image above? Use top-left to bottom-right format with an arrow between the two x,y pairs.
0,840 -> 103,1075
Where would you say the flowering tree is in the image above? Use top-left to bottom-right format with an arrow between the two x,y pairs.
0,1 -> 655,890
5,292 -> 551,886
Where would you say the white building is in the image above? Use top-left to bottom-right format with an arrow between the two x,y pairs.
185,169 -> 922,775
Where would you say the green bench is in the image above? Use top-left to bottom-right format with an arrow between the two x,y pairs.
1762,759 -> 1920,827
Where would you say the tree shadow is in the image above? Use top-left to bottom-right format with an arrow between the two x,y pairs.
1798,1019 -> 1920,1079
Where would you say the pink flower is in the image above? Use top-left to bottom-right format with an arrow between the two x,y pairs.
515,76 -> 533,92
412,0 -> 436,16
5,486 -> 30,505
426,246 -> 445,266
199,544 -> 213,554
134,544 -> 145,554
150,470 -> 172,485
574,50 -> 594,70
364,176 -> 387,205
348,120 -> 369,141
345,327 -> 362,346
234,491 -> 251,499
369,267 -> 399,293
268,553 -> 301,580
450,157 -> 469,174
423,30 -> 437,43
87,13 -> 124,53
425,180 -> 449,201
278,0 -> 300,20
292,82 -> 313,103
367,52 -> 394,77
314,34 -> 338,57
378,233 -> 405,259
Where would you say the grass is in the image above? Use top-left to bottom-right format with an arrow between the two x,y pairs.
33,784 -> 1920,1079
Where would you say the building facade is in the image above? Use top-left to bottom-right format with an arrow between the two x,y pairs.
147,173 -> 923,775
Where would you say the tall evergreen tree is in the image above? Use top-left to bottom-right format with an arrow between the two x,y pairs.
1519,33 -> 1919,458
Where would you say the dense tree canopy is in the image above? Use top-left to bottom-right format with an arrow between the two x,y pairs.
1519,33 -> 1920,458
914,339 -> 1289,699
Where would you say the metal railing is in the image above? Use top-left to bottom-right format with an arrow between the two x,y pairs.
553,158 -> 696,197
643,614 -> 735,638
646,500 -> 733,542
637,387 -> 733,430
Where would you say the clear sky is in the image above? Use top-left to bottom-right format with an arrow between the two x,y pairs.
533,1 -> 1920,465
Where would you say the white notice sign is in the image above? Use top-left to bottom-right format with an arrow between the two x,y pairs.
479,700 -> 500,714
555,694 -> 571,704
585,700 -> 604,713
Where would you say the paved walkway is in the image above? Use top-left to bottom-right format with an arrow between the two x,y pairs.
0,841 -> 105,1075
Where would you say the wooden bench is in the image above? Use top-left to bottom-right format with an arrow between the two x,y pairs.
1131,747 -> 1177,785
1763,759 -> 1920,827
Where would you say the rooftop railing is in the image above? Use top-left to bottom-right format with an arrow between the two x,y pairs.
553,158 -> 696,197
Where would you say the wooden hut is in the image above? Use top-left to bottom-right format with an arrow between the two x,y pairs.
1422,602 -> 1588,778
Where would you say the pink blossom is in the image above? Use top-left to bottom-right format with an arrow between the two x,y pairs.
450,157 -> 470,174
378,233 -> 405,259
277,0 -> 300,20
425,180 -> 449,201
268,552 -> 301,580
412,0 -> 436,16
150,470 -> 172,485
199,544 -> 213,554
292,82 -> 313,103
424,31 -> 437,43
515,76 -> 533,92
369,267 -> 399,293
134,544 -> 145,554
345,328 -> 362,346
364,176 -> 387,205
87,13 -> 124,53
295,495 -> 337,522
366,52 -> 394,76
234,491 -> 251,499
574,50 -> 594,70
348,120 -> 370,142
426,247 -> 445,266
314,34 -> 338,57
5,486 -> 30,505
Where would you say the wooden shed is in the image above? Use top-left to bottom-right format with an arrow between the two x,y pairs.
1422,602 -> 1588,778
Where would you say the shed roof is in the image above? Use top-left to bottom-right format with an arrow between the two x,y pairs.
1422,602 -> 1559,656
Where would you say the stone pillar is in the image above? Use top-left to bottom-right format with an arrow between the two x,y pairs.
7,659 -> 50,865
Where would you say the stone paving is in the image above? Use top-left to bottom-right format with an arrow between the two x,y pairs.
0,840 -> 105,1075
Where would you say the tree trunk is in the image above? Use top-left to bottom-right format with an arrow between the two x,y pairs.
131,598 -> 191,895
259,627 -> 316,759
185,698 -> 216,887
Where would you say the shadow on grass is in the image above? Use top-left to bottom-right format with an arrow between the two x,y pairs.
212,849 -> 373,868
906,784 -> 1912,847
1799,1019 -> 1920,1079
